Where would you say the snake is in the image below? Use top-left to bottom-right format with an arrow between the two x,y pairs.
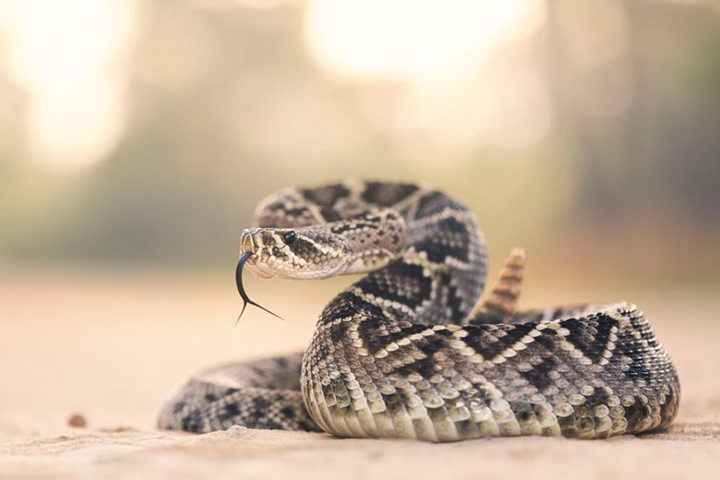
158,180 -> 680,441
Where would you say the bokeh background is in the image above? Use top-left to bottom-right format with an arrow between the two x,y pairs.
1,0 -> 720,280
1,0 -> 719,434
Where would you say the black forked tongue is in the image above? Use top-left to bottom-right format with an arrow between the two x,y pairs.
235,251 -> 285,323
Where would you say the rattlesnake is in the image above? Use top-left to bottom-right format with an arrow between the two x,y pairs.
158,180 -> 680,441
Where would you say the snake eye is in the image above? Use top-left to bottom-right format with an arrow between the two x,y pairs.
282,231 -> 297,245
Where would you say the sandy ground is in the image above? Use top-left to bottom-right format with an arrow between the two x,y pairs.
1,267 -> 719,480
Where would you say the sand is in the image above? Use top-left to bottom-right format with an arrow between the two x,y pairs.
1,268 -> 719,480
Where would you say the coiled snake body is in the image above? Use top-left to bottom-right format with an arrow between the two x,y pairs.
159,180 -> 679,441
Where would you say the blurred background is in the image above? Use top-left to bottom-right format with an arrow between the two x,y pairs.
0,0 -> 719,433
1,0 -> 719,280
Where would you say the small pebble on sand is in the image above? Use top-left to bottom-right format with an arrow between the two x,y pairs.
68,413 -> 87,428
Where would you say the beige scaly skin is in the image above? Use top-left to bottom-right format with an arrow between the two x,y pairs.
159,180 -> 680,441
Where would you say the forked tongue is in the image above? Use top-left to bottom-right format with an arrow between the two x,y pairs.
235,251 -> 285,323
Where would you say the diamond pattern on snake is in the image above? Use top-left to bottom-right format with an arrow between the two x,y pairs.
158,180 -> 680,442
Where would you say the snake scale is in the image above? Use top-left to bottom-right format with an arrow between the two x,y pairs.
159,180 -> 680,442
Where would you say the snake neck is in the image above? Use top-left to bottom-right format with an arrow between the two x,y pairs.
319,189 -> 487,327
330,209 -> 408,276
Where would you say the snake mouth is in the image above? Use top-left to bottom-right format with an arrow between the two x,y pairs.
235,252 -> 284,322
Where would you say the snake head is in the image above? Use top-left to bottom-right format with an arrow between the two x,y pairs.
240,227 -> 350,280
